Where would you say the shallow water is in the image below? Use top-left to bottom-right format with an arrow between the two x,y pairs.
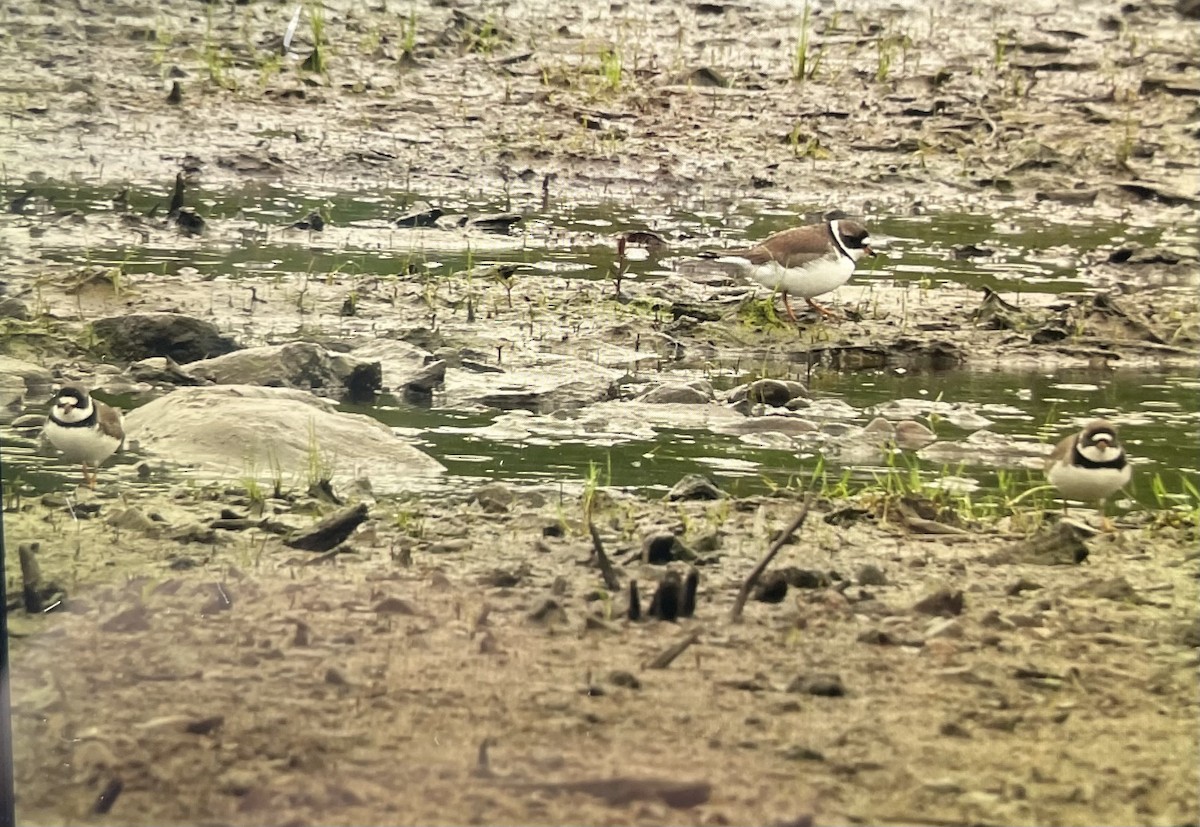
4,180 -> 1197,512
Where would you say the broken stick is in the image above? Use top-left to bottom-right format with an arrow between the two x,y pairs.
588,520 -> 621,592
730,494 -> 814,623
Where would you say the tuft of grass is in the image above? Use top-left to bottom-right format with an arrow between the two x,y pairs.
874,32 -> 912,83
400,9 -> 418,57
599,47 -> 622,91
305,419 -> 336,488
301,0 -> 329,73
791,0 -> 823,83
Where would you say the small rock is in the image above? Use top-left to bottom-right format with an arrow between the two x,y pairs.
856,628 -> 894,645
642,532 -> 692,564
324,667 -> 349,686
752,571 -> 789,603
786,673 -> 845,697
184,715 -> 225,735
479,565 -> 529,588
373,596 -> 418,615
404,360 -> 447,395
473,482 -> 515,513
1005,578 -> 1042,596
856,564 -> 888,586
608,670 -> 642,689
894,420 -> 937,450
728,378 -> 808,407
638,383 -> 713,404
913,589 -> 964,617
394,201 -> 443,227
466,212 -> 523,233
527,598 -> 568,625
666,474 -> 724,501
780,745 -> 825,761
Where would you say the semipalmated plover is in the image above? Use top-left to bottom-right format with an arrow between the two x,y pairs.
43,384 -> 125,489
702,219 -> 877,321
1045,419 -> 1131,530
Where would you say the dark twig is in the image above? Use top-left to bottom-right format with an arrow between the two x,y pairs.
645,628 -> 702,669
588,521 -> 621,592
730,494 -> 814,623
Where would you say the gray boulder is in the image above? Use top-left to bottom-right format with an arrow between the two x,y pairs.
91,312 -> 239,364
185,342 -> 381,403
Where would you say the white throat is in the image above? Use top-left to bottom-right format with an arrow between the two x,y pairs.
53,399 -> 94,424
1078,441 -> 1121,464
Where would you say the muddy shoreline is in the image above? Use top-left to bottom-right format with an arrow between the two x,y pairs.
3,0 -> 1199,824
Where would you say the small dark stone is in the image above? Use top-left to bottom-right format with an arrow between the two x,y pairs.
780,744 -> 825,761
174,208 -> 206,235
752,571 -> 789,603
324,667 -> 349,686
466,212 -> 523,233
856,628 -> 894,645
292,211 -> 325,231
642,532 -> 683,564
779,567 -> 830,589
912,588 -> 964,617
479,565 -> 528,588
648,571 -> 684,621
373,596 -> 418,615
184,715 -> 224,735
786,673 -> 845,697
394,201 -> 444,227
608,670 -> 642,689
166,80 -> 182,104
953,243 -> 995,259
857,564 -> 888,586
1005,578 -> 1043,596
542,522 -> 565,538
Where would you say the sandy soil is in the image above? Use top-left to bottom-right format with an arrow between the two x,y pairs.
3,0 -> 1199,825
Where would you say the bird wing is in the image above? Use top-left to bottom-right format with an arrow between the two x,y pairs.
1044,433 -> 1075,471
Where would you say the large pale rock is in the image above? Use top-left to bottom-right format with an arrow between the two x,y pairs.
124,385 -> 443,490
185,342 -> 381,402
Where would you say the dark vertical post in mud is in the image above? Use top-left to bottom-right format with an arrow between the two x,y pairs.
0,451 -> 14,827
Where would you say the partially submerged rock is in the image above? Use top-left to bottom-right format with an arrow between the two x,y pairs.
124,385 -> 444,490
91,312 -> 239,364
185,342 -> 382,403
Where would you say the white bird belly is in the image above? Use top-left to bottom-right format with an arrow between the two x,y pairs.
1048,463 -> 1131,502
744,258 -> 855,299
44,422 -> 121,465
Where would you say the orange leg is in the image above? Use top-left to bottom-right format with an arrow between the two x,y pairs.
780,293 -> 799,323
805,297 -> 841,319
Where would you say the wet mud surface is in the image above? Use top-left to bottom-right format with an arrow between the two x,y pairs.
2,0 -> 1199,824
